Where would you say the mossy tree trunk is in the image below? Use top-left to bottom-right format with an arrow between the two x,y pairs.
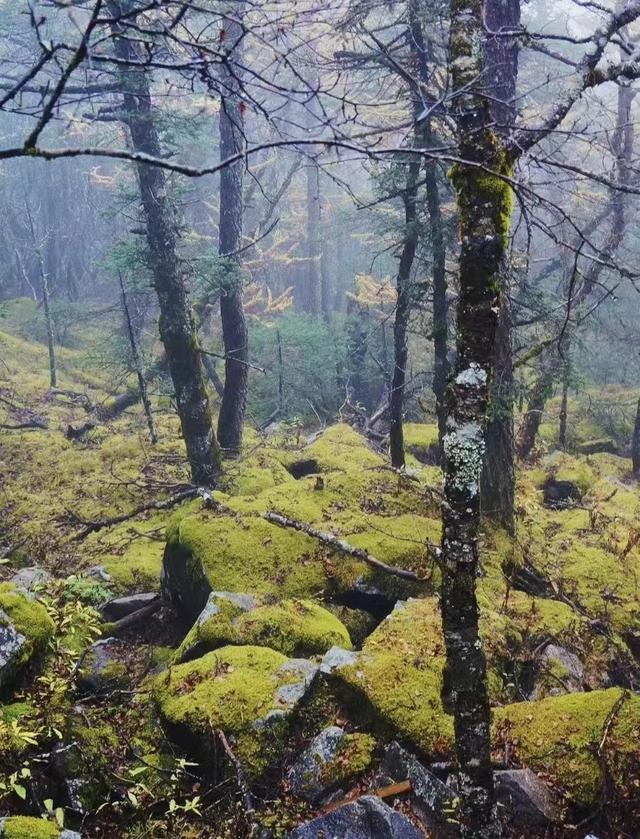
440,1 -> 515,834
108,0 -> 222,486
480,0 -> 520,534
217,4 -> 249,456
515,351 -> 558,459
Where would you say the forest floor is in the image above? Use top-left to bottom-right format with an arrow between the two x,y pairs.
0,306 -> 639,839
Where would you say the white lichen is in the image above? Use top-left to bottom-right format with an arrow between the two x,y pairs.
455,364 -> 487,387
443,421 -> 485,495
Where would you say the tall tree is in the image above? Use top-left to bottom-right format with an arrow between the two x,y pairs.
217,4 -> 249,456
440,0 -> 515,832
479,0 -> 520,533
108,0 -> 222,485
25,201 -> 57,389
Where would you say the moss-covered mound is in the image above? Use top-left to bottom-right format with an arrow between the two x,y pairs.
177,596 -> 351,661
0,584 -> 55,683
154,645 -> 318,778
0,817 -> 62,839
163,426 -> 440,619
494,688 -> 640,809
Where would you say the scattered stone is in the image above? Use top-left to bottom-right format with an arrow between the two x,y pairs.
10,566 -> 51,593
273,658 -> 319,707
85,565 -> 112,583
495,768 -> 560,826
381,741 -> 455,834
288,727 -> 376,804
320,646 -> 359,674
76,639 -> 131,695
543,478 -> 582,507
530,643 -> 584,699
100,592 -> 159,621
285,795 -> 423,839
0,610 -> 27,691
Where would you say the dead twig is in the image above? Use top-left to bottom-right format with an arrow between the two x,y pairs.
262,511 -> 421,581
215,728 -> 260,836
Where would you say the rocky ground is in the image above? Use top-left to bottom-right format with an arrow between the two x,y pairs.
0,312 -> 639,838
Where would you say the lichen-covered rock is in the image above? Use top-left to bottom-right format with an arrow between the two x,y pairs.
10,566 -> 51,593
177,594 -> 351,661
287,726 -> 375,803
494,768 -> 560,826
76,639 -> 131,695
529,643 -> 585,700
284,795 -> 423,839
154,646 -> 318,778
381,741 -> 455,835
0,584 -> 55,690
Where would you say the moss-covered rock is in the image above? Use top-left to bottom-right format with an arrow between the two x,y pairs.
0,584 -> 55,690
494,688 -> 640,809
154,645 -> 318,778
177,595 -> 351,661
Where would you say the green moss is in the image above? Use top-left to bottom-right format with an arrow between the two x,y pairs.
154,645 -> 310,777
0,584 -> 55,666
1,817 -> 60,839
332,598 -> 454,756
279,424 -> 384,475
179,599 -> 351,659
494,689 -> 640,808
320,732 -> 376,786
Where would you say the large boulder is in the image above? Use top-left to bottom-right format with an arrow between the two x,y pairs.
494,768 -> 560,826
176,593 -> 351,661
0,584 -> 55,691
154,645 -> 318,778
285,795 -> 423,839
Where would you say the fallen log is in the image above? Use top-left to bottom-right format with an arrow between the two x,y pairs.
262,511 -> 421,581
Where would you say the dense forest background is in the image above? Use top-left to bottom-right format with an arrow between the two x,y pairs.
0,1 -> 640,838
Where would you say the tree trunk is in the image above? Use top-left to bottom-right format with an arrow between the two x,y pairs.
515,353 -> 557,460
108,0 -> 221,486
119,272 -> 157,444
217,5 -> 249,456
558,352 -> 570,450
303,160 -> 323,315
389,157 -> 420,469
481,297 -> 515,532
632,395 -> 640,474
480,0 -> 520,532
25,203 -> 57,389
440,1 -> 513,834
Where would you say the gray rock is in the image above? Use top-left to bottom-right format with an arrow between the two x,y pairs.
85,565 -> 112,583
275,659 -> 318,706
198,591 -> 259,625
10,566 -> 51,592
530,643 -> 585,699
76,638 -> 130,695
495,768 -> 560,826
100,592 -> 159,621
60,831 -> 82,839
0,608 -> 27,691
285,795 -> 423,839
382,741 -> 455,834
288,726 -> 347,803
320,645 -> 359,674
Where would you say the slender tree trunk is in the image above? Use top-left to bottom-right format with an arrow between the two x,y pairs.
25,203 -> 57,389
118,272 -> 157,444
480,0 -> 520,532
558,352 -> 570,449
217,5 -> 248,456
303,160 -> 323,315
440,1 -> 513,834
632,395 -> 640,475
515,354 -> 557,460
108,1 -> 222,485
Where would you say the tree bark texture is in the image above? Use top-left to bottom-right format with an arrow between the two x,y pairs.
108,0 -> 221,485
440,1 -> 514,834
217,5 -> 249,455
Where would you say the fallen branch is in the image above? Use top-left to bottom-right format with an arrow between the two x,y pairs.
65,487 -> 198,540
215,728 -> 260,836
0,419 -> 48,430
321,780 -> 412,815
262,511 -> 421,581
109,597 -> 162,634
